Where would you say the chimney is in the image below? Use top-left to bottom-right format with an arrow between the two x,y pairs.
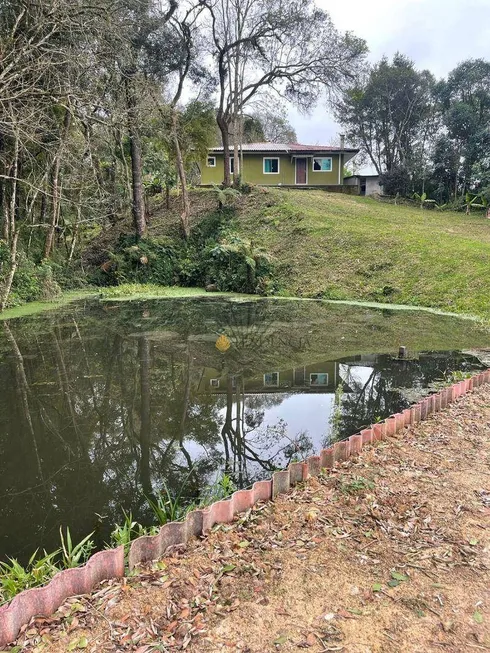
340,133 -> 345,150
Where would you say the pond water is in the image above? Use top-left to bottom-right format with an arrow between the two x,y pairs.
1,297 -> 489,563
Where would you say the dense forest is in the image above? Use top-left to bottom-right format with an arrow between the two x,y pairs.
0,0 -> 489,310
336,55 -> 490,205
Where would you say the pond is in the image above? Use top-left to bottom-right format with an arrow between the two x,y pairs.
1,297 -> 489,563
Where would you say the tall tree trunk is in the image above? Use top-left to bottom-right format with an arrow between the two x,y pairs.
232,48 -> 241,188
1,131 -> 20,311
68,211 -> 80,263
171,110 -> 191,238
1,228 -> 19,311
44,108 -> 71,259
0,179 -> 7,242
138,335 -> 152,496
8,130 -> 19,244
233,116 -> 240,188
125,74 -> 146,239
218,111 -> 231,187
4,321 -> 43,478
0,132 -> 7,242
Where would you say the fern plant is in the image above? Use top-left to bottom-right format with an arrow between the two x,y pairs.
212,184 -> 240,210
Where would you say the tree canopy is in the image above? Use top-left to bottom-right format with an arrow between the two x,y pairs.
336,54 -> 490,202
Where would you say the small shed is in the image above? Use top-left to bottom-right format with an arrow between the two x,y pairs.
344,174 -> 383,196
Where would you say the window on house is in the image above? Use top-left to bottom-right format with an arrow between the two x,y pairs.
310,373 -> 329,386
210,378 -> 220,388
263,157 -> 279,174
264,372 -> 279,387
207,156 -> 216,167
230,157 -> 237,174
312,157 -> 332,172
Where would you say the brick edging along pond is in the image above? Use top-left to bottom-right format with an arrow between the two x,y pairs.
1,370 -> 490,647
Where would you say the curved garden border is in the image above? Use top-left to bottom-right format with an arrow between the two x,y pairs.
1,370 -> 489,647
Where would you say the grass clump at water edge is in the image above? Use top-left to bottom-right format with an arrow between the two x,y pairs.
0,527 -> 95,606
0,473 -> 237,605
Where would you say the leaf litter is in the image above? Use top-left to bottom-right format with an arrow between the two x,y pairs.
6,386 -> 490,652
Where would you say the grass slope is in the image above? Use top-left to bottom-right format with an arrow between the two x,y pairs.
230,189 -> 490,317
129,188 -> 490,318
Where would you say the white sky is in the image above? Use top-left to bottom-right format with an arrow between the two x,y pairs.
289,0 -> 490,163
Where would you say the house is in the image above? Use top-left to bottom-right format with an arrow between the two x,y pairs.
198,360 -> 346,395
200,142 -> 359,188
343,174 -> 383,196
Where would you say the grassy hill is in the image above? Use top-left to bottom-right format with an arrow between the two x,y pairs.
143,188 -> 490,318
224,189 -> 490,317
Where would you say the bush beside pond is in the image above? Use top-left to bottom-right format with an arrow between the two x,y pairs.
93,207 -> 279,296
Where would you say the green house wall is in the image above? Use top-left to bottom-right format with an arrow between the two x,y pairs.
198,360 -> 339,394
201,152 -> 342,186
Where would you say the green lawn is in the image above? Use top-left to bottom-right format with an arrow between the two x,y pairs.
233,189 -> 490,318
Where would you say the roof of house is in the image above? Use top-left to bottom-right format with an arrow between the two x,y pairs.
209,142 -> 359,154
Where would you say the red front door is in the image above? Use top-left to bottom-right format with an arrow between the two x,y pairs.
295,157 -> 307,184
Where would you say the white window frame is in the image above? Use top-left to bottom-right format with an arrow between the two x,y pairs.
263,372 -> 279,387
263,157 -> 280,175
206,156 -> 216,167
312,157 -> 332,172
210,378 -> 220,388
309,372 -> 329,386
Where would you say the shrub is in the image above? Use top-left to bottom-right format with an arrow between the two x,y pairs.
90,197 -> 279,296
51,261 -> 90,290
200,232 -> 274,294
177,207 -> 278,294
102,235 -> 181,286
6,255 -> 62,306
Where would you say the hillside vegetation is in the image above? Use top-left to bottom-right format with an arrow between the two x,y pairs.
145,188 -> 490,318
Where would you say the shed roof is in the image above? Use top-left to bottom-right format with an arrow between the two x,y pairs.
344,174 -> 380,179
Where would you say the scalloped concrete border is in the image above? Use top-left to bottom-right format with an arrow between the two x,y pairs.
1,369 -> 489,647
0,547 -> 125,647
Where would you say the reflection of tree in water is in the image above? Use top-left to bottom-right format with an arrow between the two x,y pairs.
218,373 -> 314,487
0,299 -> 485,563
330,365 -> 406,444
246,393 -> 287,410
0,300 -> 317,562
326,352 -> 485,444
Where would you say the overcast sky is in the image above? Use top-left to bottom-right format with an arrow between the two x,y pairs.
288,0 -> 490,154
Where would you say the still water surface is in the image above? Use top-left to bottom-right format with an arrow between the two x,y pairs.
1,297 -> 488,562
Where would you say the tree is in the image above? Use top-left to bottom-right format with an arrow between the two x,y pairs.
335,54 -> 437,194
242,106 -> 298,143
241,116 -> 265,143
109,0 -> 178,238
200,0 -> 366,186
0,0 -> 110,307
433,59 -> 490,201
258,114 -> 297,144
149,3 -> 213,238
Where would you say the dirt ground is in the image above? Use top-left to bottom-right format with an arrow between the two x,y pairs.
10,386 -> 490,653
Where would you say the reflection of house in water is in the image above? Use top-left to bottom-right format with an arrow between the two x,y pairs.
199,361 -> 347,394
